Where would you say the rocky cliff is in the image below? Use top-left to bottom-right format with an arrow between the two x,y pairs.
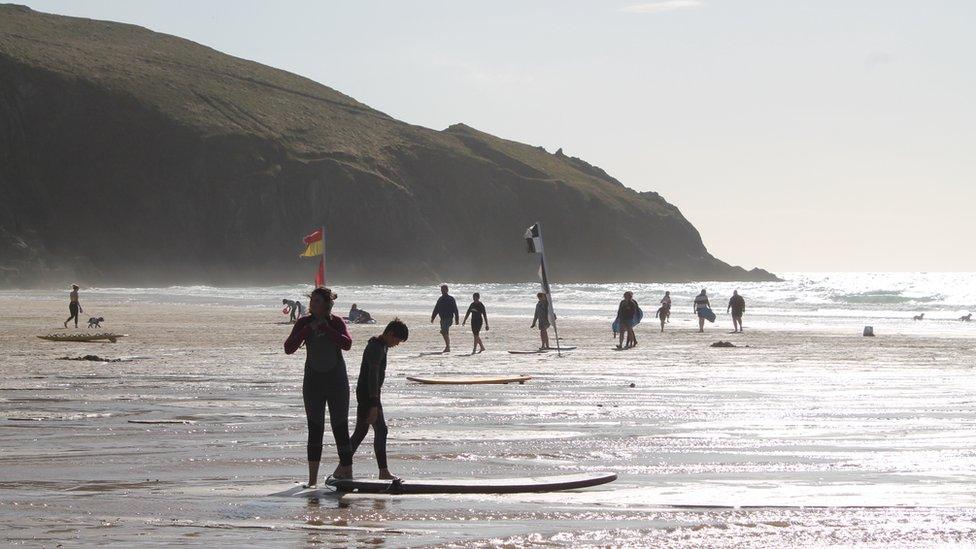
0,5 -> 777,286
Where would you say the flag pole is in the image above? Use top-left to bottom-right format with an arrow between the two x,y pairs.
320,224 -> 326,287
537,223 -> 562,357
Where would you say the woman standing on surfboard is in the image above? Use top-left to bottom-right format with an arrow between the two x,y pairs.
284,287 -> 354,486
461,292 -> 489,354
531,292 -> 551,349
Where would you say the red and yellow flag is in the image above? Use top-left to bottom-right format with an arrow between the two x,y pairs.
300,229 -> 323,257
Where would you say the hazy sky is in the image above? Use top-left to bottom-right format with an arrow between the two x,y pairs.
19,1 -> 976,272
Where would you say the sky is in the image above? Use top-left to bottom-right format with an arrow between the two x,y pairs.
17,0 -> 976,272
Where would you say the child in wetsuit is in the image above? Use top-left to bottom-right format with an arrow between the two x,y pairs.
350,318 -> 409,480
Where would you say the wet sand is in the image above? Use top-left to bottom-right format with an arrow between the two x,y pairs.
2,296 -> 976,546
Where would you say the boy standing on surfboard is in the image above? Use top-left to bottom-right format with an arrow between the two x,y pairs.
349,318 -> 409,480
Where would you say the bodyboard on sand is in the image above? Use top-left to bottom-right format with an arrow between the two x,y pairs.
611,307 -> 644,333
407,375 -> 531,385
38,333 -> 127,343
507,346 -> 576,354
326,472 -> 616,495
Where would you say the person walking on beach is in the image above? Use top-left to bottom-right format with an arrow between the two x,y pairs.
350,319 -> 409,481
656,291 -> 672,333
727,290 -> 746,333
694,289 -> 712,333
615,291 -> 639,350
531,292 -> 552,349
461,293 -> 489,354
64,284 -> 82,328
283,287 -> 353,486
430,285 -> 459,353
282,298 -> 303,323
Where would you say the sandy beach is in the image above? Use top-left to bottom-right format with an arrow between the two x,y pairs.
2,293 -> 976,546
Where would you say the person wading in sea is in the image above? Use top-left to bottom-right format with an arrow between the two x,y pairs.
461,292 -> 489,354
430,285 -> 459,353
727,290 -> 746,333
64,284 -> 82,328
283,287 -> 353,486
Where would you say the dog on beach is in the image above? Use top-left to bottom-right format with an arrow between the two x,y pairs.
87,317 -> 104,328
912,313 -> 924,321
961,313 -> 973,322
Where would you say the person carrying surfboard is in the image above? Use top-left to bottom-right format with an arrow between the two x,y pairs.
349,318 -> 409,481
727,290 -> 746,333
430,285 -> 459,353
615,292 -> 639,349
63,284 -> 82,328
531,292 -> 552,349
283,287 -> 354,487
694,289 -> 714,333
461,293 -> 489,354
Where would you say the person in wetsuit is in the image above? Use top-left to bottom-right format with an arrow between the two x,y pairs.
656,291 -> 672,333
615,291 -> 639,350
349,318 -> 409,480
694,289 -> 711,333
282,299 -> 300,322
531,292 -> 552,349
64,284 -> 82,328
727,290 -> 746,333
283,287 -> 353,486
430,285 -> 459,353
461,292 -> 489,354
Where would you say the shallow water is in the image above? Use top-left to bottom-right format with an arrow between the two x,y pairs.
2,279 -> 976,546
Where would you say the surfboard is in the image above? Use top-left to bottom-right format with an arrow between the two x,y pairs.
37,333 -> 127,343
417,351 -> 447,357
611,307 -> 644,333
698,307 -> 717,323
507,346 -> 576,354
325,472 -> 616,495
406,375 -> 531,385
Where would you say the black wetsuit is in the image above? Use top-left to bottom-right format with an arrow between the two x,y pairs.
284,315 -> 353,465
466,302 -> 487,333
729,295 -> 745,318
616,299 -> 638,327
350,337 -> 389,469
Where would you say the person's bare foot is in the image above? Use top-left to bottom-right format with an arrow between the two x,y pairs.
63,321 -> 68,328
378,468 -> 400,480
331,464 -> 353,480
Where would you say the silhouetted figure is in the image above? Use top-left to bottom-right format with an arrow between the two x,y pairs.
531,292 -> 552,349
430,285 -> 459,353
64,284 -> 82,328
727,290 -> 746,333
462,293 -> 489,354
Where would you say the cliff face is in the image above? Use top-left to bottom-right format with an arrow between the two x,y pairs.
0,5 -> 777,286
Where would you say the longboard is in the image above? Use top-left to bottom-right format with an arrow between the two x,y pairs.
406,375 -> 531,385
37,333 -> 127,343
326,472 -> 616,495
611,308 -> 644,333
507,346 -> 576,354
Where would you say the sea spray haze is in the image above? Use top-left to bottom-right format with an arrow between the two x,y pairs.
0,5 -> 776,287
